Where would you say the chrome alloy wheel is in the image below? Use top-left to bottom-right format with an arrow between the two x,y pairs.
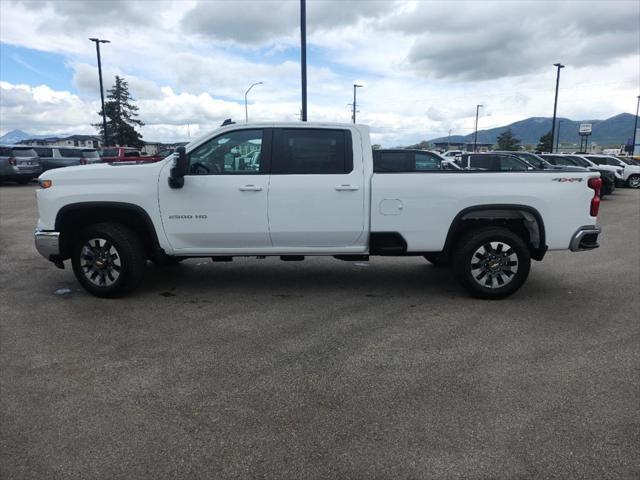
629,175 -> 640,188
470,241 -> 519,289
80,238 -> 122,287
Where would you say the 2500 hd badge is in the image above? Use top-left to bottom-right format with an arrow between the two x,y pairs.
168,214 -> 208,219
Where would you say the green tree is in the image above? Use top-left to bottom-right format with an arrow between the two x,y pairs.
95,75 -> 144,148
537,130 -> 553,152
371,144 -> 382,150
496,128 -> 521,151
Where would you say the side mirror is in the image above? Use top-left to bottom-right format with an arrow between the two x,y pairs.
168,146 -> 187,189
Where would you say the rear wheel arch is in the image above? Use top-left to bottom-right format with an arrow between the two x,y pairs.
441,204 -> 547,261
55,202 -> 161,260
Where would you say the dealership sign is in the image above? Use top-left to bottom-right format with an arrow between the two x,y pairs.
579,123 -> 592,134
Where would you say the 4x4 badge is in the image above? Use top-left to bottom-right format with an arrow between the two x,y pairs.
552,177 -> 583,182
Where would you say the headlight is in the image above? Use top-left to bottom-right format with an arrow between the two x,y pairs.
38,179 -> 52,189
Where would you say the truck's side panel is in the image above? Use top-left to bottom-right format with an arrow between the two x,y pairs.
370,171 -> 597,251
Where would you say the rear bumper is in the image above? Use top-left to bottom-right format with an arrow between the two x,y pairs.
35,230 -> 60,260
569,226 -> 601,252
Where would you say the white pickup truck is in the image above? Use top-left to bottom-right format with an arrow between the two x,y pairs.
34,122 -> 602,299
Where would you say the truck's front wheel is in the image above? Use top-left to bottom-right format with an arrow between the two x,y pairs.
71,223 -> 146,298
453,227 -> 531,299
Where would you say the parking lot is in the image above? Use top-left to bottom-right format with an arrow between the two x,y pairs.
1,183 -> 638,479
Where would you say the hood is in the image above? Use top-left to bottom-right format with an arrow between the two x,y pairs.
38,157 -> 171,184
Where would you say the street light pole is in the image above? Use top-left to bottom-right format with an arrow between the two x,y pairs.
300,0 -> 307,121
473,104 -> 482,152
244,82 -> 263,123
352,84 -> 362,124
550,63 -> 565,153
555,119 -> 564,153
89,38 -> 110,147
631,95 -> 640,157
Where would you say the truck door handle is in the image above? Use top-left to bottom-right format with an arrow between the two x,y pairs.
335,184 -> 359,191
239,185 -> 263,191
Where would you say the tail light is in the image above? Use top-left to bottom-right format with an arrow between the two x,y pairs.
8,157 -> 16,166
588,177 -> 601,217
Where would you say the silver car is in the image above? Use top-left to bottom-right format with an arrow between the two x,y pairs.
33,146 -> 102,172
0,145 -> 42,184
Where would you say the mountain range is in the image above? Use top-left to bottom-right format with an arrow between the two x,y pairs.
427,113 -> 637,147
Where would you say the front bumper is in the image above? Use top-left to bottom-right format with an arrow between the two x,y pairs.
569,226 -> 601,252
35,230 -> 60,260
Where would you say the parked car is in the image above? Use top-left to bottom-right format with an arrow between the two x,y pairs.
100,147 -> 164,163
33,146 -> 101,172
492,151 -> 568,171
373,149 -> 461,172
541,154 -> 616,196
456,153 -> 534,171
586,155 -> 640,189
35,123 -> 603,300
0,145 -> 41,184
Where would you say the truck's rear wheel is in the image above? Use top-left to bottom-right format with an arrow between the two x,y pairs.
71,223 -> 146,298
453,227 -> 530,299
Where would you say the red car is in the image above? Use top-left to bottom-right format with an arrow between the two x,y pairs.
100,147 -> 163,163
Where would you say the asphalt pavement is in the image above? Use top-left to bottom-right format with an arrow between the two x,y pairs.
1,183 -> 639,479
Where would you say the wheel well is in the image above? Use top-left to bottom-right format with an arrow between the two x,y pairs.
443,207 -> 546,261
56,203 -> 161,260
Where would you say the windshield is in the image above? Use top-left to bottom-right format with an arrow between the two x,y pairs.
12,148 -> 37,157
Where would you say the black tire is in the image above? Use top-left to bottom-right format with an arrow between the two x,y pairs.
453,227 -> 531,300
71,223 -> 146,298
16,178 -> 31,185
423,253 -> 450,267
627,175 -> 640,189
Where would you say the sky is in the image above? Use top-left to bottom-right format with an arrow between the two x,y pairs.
0,0 -> 638,146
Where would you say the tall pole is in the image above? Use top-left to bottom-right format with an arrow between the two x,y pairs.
555,119 -> 564,153
300,0 -> 307,121
550,63 -> 565,153
632,95 -> 640,156
89,38 -> 110,147
244,82 -> 263,123
473,104 -> 482,152
352,84 -> 362,124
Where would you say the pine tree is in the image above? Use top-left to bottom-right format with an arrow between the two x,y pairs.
95,76 -> 144,148
537,130 -> 553,152
496,128 -> 521,151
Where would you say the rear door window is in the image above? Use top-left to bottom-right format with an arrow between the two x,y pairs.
273,129 -> 352,174
469,154 -> 499,170
374,151 -> 411,172
34,147 -> 53,157
60,148 -> 81,157
124,151 -> 140,158
498,154 -> 528,171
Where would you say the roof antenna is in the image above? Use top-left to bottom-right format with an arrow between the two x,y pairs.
221,118 -> 235,126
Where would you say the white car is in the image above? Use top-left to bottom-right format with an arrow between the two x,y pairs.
34,122 -> 602,300
584,155 -> 640,188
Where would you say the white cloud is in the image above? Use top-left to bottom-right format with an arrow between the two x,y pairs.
1,0 -> 638,145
